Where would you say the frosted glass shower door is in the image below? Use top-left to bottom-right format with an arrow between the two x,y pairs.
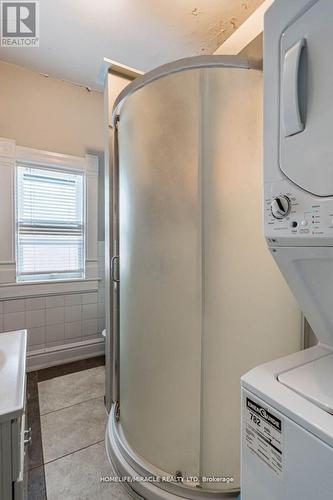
200,68 -> 301,489
113,60 -> 301,494
117,70 -> 202,477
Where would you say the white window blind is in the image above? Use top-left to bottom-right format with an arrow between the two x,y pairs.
16,164 -> 85,281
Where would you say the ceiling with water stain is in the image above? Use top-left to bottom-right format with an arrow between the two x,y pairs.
0,0 -> 264,89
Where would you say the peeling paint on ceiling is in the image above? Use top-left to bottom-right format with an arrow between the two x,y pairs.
0,0 -> 264,89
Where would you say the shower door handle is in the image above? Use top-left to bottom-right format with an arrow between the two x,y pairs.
111,255 -> 120,283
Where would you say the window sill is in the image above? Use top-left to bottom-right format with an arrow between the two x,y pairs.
0,277 -> 101,300
13,277 -> 99,286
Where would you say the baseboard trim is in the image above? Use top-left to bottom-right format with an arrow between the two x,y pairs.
27,338 -> 105,371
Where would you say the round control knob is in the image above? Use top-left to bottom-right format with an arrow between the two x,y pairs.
271,196 -> 291,219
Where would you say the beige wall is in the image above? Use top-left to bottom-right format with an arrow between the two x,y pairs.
0,62 -> 106,364
0,61 -> 104,157
239,33 -> 263,63
0,60 -> 105,240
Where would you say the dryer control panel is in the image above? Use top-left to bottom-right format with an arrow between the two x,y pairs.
264,181 -> 333,246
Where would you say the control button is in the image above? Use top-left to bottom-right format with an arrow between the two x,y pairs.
300,220 -> 308,227
271,195 -> 291,219
291,221 -> 298,228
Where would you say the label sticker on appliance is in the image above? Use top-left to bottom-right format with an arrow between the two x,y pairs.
244,397 -> 283,477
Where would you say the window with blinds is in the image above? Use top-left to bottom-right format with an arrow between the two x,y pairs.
16,164 -> 85,281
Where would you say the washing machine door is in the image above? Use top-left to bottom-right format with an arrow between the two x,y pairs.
279,0 -> 333,196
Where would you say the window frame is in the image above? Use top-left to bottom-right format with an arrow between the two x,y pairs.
0,138 -> 99,292
15,162 -> 86,283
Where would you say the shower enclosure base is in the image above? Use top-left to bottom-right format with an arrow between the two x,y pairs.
106,405 -> 239,500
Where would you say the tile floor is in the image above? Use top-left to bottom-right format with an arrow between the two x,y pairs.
27,357 -> 134,500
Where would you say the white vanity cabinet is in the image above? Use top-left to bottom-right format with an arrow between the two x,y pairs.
0,330 -> 28,500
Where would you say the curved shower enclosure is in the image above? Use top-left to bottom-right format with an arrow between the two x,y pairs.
105,56 -> 301,499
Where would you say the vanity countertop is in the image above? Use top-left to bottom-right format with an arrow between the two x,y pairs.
0,330 -> 27,423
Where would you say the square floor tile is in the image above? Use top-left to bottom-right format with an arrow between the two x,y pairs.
38,366 -> 105,414
45,441 -> 132,500
41,397 -> 107,463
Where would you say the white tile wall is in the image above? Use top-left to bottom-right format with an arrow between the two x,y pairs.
26,309 -> 45,328
4,299 -> 25,313
0,288 -> 105,351
64,305 -> 81,323
26,297 -> 45,310
98,302 -> 105,318
45,296 -> 65,308
65,321 -> 82,340
83,318 -> 98,336
46,307 -> 65,325
82,303 -> 98,320
0,240 -> 106,352
98,318 -> 104,333
4,311 -> 26,330
46,324 -> 65,343
65,294 -> 81,306
28,326 -> 45,346
82,292 -> 98,304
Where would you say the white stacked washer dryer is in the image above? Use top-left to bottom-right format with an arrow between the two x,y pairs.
241,1 -> 333,499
